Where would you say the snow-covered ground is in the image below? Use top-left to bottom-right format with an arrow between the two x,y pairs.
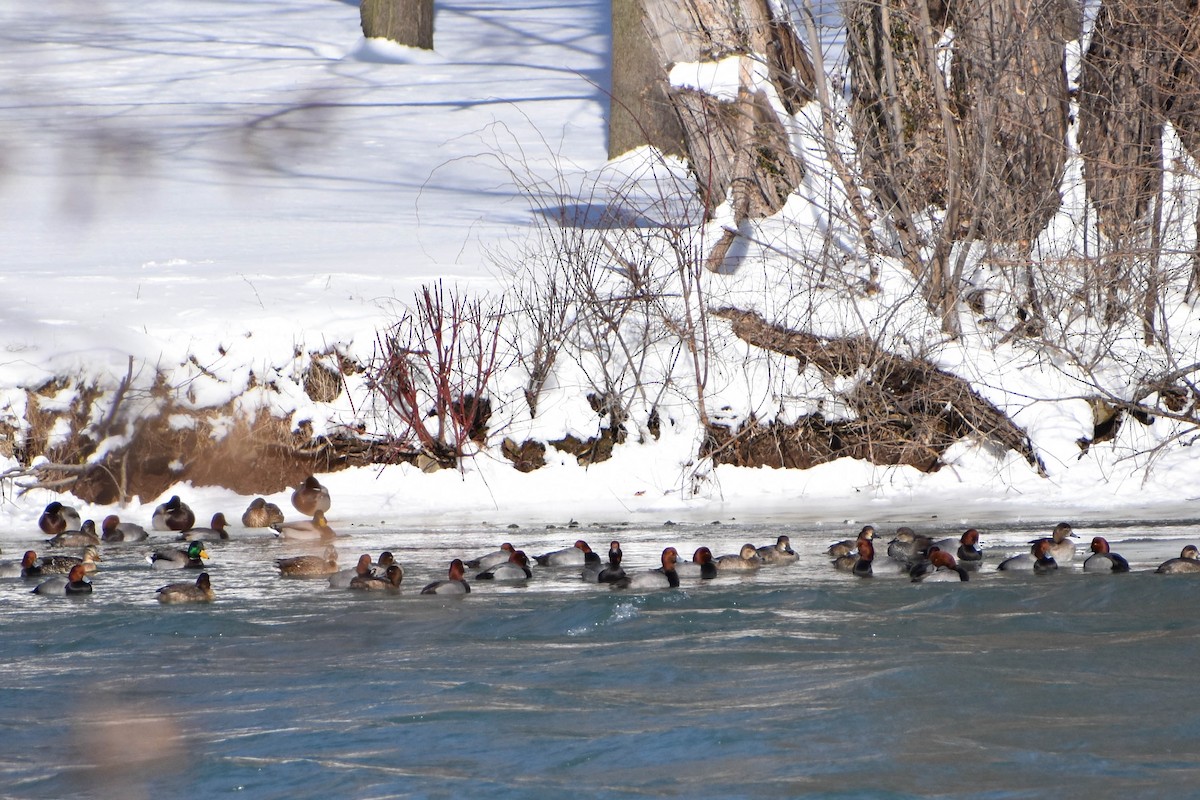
1,0 -> 1198,535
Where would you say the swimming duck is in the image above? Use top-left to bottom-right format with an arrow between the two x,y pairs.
277,545 -> 338,577
1155,545 -> 1200,574
46,519 -> 100,549
477,550 -> 533,581
849,538 -> 875,578
241,497 -> 285,528
157,572 -> 215,604
32,564 -> 93,596
613,547 -> 680,590
149,540 -> 209,570
911,548 -> 969,582
582,541 -> 624,582
828,526 -> 875,558
757,535 -> 799,565
275,511 -> 337,542
151,496 -> 196,532
1083,537 -> 1130,573
100,514 -> 149,543
38,545 -> 102,575
350,564 -> 404,593
329,553 -> 378,588
1030,522 -> 1076,563
39,501 -> 82,536
534,540 -> 600,567
421,559 -> 471,594
887,527 -> 933,566
675,546 -> 718,580
179,513 -> 230,542
2,550 -> 41,579
465,542 -> 516,570
715,543 -> 763,572
931,529 -> 983,568
291,475 -> 332,516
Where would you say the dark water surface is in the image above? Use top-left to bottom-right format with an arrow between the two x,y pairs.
3,517 -> 1200,798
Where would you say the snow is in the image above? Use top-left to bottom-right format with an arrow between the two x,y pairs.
1,0 -> 1199,535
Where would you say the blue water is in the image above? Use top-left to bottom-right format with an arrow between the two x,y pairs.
3,517 -> 1200,798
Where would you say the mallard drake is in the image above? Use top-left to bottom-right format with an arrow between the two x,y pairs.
149,540 -> 208,570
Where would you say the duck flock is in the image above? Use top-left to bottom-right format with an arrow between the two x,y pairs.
6,476 -> 1200,603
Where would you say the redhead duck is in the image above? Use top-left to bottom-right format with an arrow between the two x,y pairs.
46,519 -> 100,549
151,496 -> 196,532
329,553 -> 378,588
849,538 -> 875,578
716,543 -> 763,572
421,559 -> 471,594
911,548 -> 969,582
100,515 -> 149,543
675,546 -> 718,580
832,528 -> 876,572
291,475 -> 332,516
535,540 -> 600,567
5,550 -> 41,579
242,497 -> 285,528
157,572 -> 215,604
350,564 -> 404,593
275,511 -> 337,542
613,547 -> 680,590
828,526 -> 875,558
757,535 -> 798,565
277,545 -> 338,577
477,550 -> 533,581
582,541 -> 625,582
32,564 -> 93,596
465,542 -> 516,570
1155,545 -> 1200,574
931,529 -> 983,568
1028,522 -> 1076,563
1083,537 -> 1130,573
39,501 -> 82,536
887,527 -> 932,566
150,540 -> 209,570
38,545 -> 102,575
179,513 -> 231,542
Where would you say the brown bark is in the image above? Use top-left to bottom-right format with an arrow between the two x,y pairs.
361,0 -> 433,50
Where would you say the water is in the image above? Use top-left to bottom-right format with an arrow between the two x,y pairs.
3,517 -> 1200,798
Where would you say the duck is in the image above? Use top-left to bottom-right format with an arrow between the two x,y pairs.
534,540 -> 600,567
911,548 -> 969,582
675,546 -> 718,580
613,547 -> 680,590
275,511 -> 337,542
46,519 -> 100,549
582,541 -> 625,583
39,501 -> 82,536
179,513 -> 231,542
291,475 -> 332,516
887,527 -> 933,566
1030,522 -> 1076,563
242,497 -> 285,528
421,559 -> 471,594
848,538 -> 875,578
997,539 -> 1053,572
476,550 -> 533,581
828,526 -> 875,558
329,553 -> 379,588
1155,545 -> 1200,574
715,543 -> 763,572
157,572 -> 215,604
2,550 -> 41,579
32,564 -> 93,596
757,535 -> 798,565
1083,537 -> 1130,573
100,514 -> 149,543
350,564 -> 404,593
832,528 -> 877,572
465,542 -> 516,570
151,496 -> 196,532
277,545 -> 338,577
37,545 -> 102,575
373,551 -> 399,572
149,540 -> 209,570
931,528 -> 983,568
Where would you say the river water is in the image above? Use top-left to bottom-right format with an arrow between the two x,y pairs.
2,515 -> 1199,798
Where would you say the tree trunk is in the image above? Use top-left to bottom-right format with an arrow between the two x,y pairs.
361,0 -> 433,50
609,0 -> 686,160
